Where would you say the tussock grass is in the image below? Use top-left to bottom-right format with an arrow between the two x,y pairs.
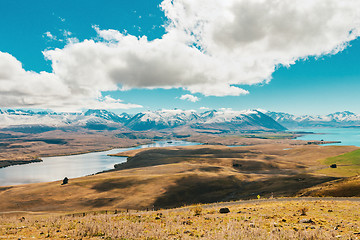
1,199 -> 359,239
299,175 -> 360,197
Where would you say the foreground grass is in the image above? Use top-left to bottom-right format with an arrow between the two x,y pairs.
1,199 -> 360,239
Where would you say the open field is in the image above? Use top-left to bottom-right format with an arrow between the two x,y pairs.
0,143 -> 358,213
315,149 -> 360,177
1,198 -> 360,239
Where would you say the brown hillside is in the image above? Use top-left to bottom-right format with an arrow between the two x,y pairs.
0,144 -> 357,212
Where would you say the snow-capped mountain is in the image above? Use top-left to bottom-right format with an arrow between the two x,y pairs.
0,108 -> 286,132
126,109 -> 285,131
266,111 -> 360,128
84,109 -> 130,123
199,109 -> 263,123
2,108 -> 359,132
126,109 -> 200,130
194,109 -> 286,131
0,109 -> 128,129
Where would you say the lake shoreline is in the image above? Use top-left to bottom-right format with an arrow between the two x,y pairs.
0,158 -> 42,169
0,140 -> 155,169
0,140 -> 200,186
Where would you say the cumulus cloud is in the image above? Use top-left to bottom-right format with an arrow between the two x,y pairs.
1,0 -> 360,110
0,52 -> 142,111
180,94 -> 199,102
44,0 -> 360,96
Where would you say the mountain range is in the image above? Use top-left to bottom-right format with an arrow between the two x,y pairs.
266,111 -> 360,128
0,109 -> 284,132
0,108 -> 359,132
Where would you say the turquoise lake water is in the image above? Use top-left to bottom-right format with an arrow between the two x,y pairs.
293,128 -> 360,147
0,140 -> 199,186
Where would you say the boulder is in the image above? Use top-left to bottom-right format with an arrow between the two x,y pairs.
61,177 -> 69,185
299,219 -> 314,224
219,207 -> 230,214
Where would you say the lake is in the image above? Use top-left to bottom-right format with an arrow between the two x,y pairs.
0,140 -> 200,186
293,127 -> 360,147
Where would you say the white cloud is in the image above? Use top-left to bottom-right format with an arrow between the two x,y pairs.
44,31 -> 57,41
200,107 -> 209,110
1,0 -> 360,110
180,94 -> 199,102
0,52 -> 142,111
44,0 -> 360,97
62,30 -> 72,37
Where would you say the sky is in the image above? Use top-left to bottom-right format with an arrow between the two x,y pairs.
0,0 -> 360,115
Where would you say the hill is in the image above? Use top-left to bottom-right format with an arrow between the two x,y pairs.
0,144 -> 357,212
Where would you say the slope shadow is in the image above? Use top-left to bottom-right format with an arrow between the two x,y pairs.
91,178 -> 152,192
153,174 -> 339,209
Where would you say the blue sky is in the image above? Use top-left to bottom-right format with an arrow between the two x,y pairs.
0,0 -> 359,115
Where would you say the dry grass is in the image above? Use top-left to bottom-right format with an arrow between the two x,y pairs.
0,144 -> 357,213
299,175 -> 360,197
1,199 -> 359,239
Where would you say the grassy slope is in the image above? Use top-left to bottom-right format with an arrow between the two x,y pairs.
316,149 -> 360,177
1,199 -> 360,239
0,144 -> 357,212
299,176 -> 360,197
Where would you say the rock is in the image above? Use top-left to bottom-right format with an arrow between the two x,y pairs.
155,216 -> 161,220
61,177 -> 68,185
330,164 -> 337,168
219,208 -> 230,214
182,220 -> 193,225
299,219 -> 315,224
328,209 -> 333,212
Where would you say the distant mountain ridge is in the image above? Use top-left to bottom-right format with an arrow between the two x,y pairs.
126,109 -> 285,131
1,108 -> 359,131
266,111 -> 360,128
0,108 -> 285,132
